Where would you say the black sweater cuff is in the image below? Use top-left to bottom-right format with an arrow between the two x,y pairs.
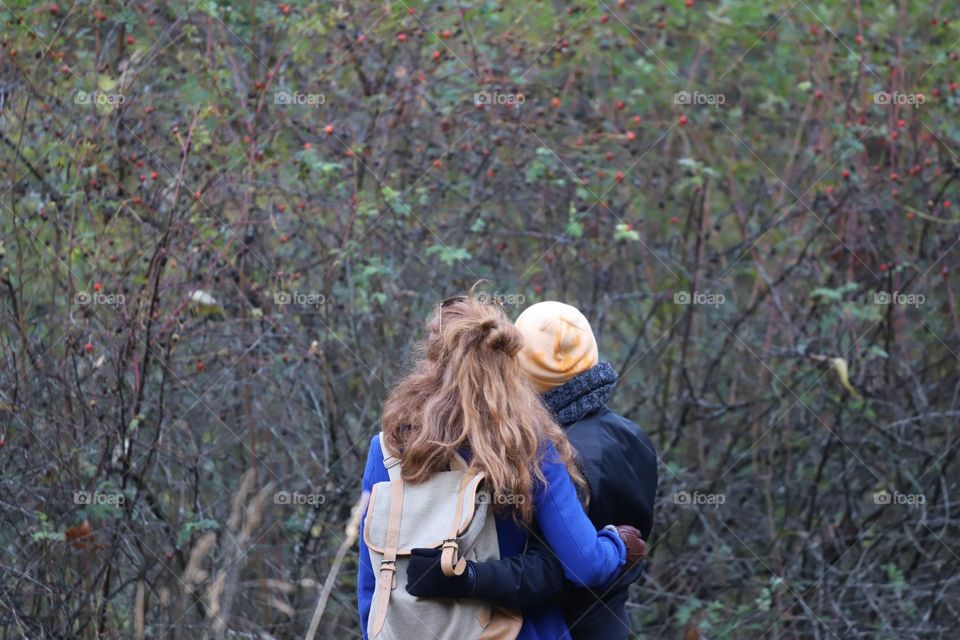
469,560 -> 518,604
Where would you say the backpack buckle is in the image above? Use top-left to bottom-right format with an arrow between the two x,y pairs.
379,559 -> 397,589
440,539 -> 465,576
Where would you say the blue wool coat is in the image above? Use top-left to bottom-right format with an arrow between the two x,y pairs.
357,434 -> 626,640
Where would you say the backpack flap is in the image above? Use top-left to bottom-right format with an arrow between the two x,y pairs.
364,470 -> 489,557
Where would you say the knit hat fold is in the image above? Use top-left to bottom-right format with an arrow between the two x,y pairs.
514,301 -> 599,393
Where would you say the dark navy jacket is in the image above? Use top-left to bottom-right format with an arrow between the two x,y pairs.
471,380 -> 658,640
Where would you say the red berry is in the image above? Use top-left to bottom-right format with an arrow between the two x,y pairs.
127,36 -> 135,45
842,169 -> 851,179
616,100 -> 625,111
678,115 -> 688,125
325,124 -> 334,135
93,282 -> 103,292
551,97 -> 561,109
397,33 -> 407,43
625,131 -> 636,141
432,50 -> 441,61
615,171 -> 625,183
855,35 -> 863,45
84,342 -> 94,353
879,263 -> 889,272
150,171 -> 158,180
944,201 -> 952,209
49,4 -> 58,14
303,142 -> 312,150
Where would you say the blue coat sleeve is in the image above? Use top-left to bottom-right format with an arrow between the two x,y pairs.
532,445 -> 626,587
358,435 -> 389,640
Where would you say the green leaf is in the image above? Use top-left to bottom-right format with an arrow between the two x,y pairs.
177,518 -> 220,545
614,223 -> 640,241
425,245 -> 471,265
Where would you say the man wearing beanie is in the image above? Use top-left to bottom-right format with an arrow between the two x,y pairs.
406,301 -> 658,640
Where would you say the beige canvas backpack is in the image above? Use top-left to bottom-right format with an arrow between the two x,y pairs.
364,432 -> 523,640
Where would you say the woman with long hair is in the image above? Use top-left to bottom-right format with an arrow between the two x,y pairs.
357,294 -> 643,639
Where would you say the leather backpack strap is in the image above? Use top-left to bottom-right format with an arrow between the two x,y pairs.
440,472 -> 482,577
368,473 -> 404,637
379,431 -> 402,482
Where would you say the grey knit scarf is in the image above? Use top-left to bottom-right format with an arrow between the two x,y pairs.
541,361 -> 618,427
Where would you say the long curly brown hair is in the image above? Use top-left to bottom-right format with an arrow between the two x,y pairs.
381,293 -> 584,523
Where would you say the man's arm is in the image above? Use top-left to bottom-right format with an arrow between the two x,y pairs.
470,535 -> 567,609
405,533 -> 568,610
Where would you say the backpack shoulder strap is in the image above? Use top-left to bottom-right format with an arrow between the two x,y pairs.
378,431 -> 402,482
370,432 -> 405,637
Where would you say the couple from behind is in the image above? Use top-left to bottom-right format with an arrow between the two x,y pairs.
357,295 -> 658,639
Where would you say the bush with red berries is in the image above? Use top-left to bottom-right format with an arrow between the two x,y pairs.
1,1 -> 958,638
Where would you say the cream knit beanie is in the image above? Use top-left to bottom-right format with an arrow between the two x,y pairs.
514,301 -> 599,393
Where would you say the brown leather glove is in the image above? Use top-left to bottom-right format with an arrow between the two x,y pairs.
612,525 -> 646,573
